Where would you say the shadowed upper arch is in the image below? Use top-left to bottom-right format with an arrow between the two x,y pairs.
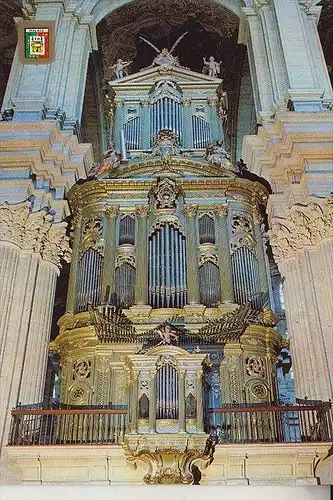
79,0 -> 246,24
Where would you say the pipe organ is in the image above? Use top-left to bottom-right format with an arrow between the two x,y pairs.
54,52 -> 283,448
148,221 -> 187,309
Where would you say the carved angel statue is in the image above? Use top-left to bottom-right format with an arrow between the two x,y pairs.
203,56 -> 222,78
139,32 -> 188,69
110,58 -> 132,79
205,139 -> 232,169
89,141 -> 121,177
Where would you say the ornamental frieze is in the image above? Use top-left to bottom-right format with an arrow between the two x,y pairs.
0,200 -> 71,267
269,199 -> 333,263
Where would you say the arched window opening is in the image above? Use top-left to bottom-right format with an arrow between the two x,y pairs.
139,393 -> 149,419
185,393 -> 197,419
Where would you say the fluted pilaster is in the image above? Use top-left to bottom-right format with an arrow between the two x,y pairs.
214,205 -> 234,303
184,205 -> 200,304
66,214 -> 82,313
269,199 -> 333,400
149,369 -> 156,434
196,369 -> 204,433
135,206 -> 150,305
102,206 -> 119,303
178,369 -> 186,433
0,201 -> 70,453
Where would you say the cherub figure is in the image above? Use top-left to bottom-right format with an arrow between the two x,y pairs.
110,58 -> 132,79
203,56 -> 222,77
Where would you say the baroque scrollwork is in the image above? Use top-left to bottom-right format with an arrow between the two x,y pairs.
123,436 -> 215,485
230,214 -> 256,252
246,356 -> 265,377
269,199 -> 333,263
154,178 -> 179,209
0,200 -> 71,267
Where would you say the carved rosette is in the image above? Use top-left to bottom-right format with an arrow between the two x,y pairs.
0,200 -> 71,268
123,436 -> 215,485
184,205 -> 198,218
269,199 -> 333,264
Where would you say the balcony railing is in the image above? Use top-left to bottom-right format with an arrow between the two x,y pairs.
7,401 -> 332,447
207,401 -> 333,444
8,407 -> 127,446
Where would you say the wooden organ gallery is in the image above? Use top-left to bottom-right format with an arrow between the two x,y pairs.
51,57 -> 285,446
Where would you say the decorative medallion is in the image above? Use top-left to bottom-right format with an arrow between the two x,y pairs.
246,356 -> 265,377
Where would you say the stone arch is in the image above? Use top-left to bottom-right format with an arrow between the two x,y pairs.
88,0 -> 245,25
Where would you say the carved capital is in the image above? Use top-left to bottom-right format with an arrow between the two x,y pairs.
105,205 -> 120,218
0,201 -> 71,268
136,205 -> 150,218
269,198 -> 333,264
214,204 -> 228,217
184,205 -> 198,218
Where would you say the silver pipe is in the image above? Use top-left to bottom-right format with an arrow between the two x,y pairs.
156,229 -> 160,308
174,227 -> 179,307
120,130 -> 127,161
161,224 -> 165,307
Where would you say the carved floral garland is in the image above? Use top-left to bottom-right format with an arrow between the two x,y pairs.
269,199 -> 333,264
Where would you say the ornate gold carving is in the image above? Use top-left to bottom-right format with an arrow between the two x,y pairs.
184,205 -> 198,218
105,205 -> 120,218
154,178 -> 179,209
199,253 -> 218,267
123,436 -> 215,485
269,199 -> 333,263
246,356 -> 265,377
230,214 -> 255,252
136,205 -> 150,218
73,359 -> 91,379
251,382 -> 268,399
0,200 -> 71,267
214,204 -> 228,217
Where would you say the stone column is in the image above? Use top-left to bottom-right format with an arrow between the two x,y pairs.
214,205 -> 234,303
135,206 -> 150,305
4,5 -> 97,124
196,369 -> 204,433
0,244 -> 20,369
269,199 -> 333,400
241,7 -> 274,122
253,206 -> 269,305
184,205 -> 200,304
178,369 -> 186,433
102,206 -> 119,303
257,3 -> 289,109
148,369 -> 156,433
0,201 -> 70,453
66,213 -> 82,313
18,259 -> 59,404
273,0 -> 328,111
